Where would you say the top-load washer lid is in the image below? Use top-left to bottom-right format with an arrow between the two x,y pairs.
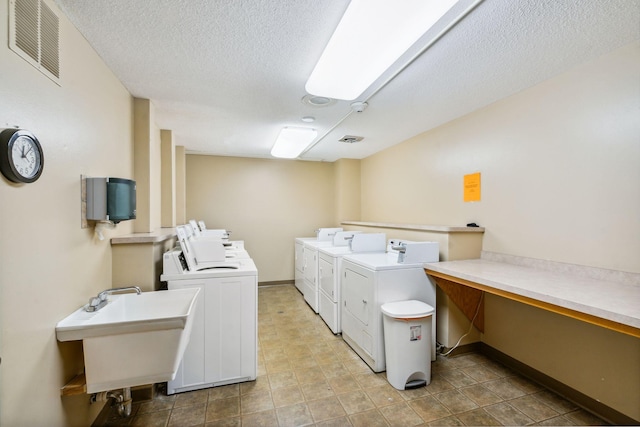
381,300 -> 434,319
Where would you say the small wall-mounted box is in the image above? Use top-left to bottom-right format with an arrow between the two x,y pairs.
86,177 -> 136,224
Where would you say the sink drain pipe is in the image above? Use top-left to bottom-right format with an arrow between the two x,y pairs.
91,387 -> 132,418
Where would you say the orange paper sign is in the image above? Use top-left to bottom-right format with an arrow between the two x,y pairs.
464,172 -> 481,202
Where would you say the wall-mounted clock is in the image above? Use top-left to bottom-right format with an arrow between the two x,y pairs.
0,128 -> 44,183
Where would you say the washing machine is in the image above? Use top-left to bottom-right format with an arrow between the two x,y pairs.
161,247 -> 258,395
340,242 -> 439,373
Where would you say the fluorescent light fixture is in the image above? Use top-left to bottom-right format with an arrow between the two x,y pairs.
306,0 -> 458,101
270,127 -> 317,159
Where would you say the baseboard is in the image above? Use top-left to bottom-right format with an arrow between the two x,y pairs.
439,341 -> 482,357
478,343 -> 639,425
258,280 -> 294,287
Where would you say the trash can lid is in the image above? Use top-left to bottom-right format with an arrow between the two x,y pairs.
381,300 -> 434,319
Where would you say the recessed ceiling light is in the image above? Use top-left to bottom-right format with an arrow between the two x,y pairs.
301,116 -> 315,123
301,94 -> 336,108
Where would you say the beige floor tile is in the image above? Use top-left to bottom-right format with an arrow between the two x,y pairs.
460,364 -> 501,382
509,394 -> 560,421
314,416 -> 353,426
167,403 -> 206,427
379,402 -> 424,426
204,416 -> 241,426
354,372 -> 387,389
240,409 -> 278,427
320,361 -> 350,378
272,385 -> 305,408
294,366 -> 326,384
265,357 -> 292,373
408,395 -> 452,423
268,370 -> 299,390
507,374 -> 544,394
445,354 -> 481,369
349,409 -> 389,427
239,376 -> 270,396
205,396 -> 240,422
365,384 -> 403,407
240,390 -> 274,414
531,390 -> 578,414
262,346 -> 288,361
275,402 -> 314,427
482,378 -> 528,400
481,359 -> 514,378
438,369 -> 478,388
285,343 -> 313,359
536,414 -> 580,426
328,374 -> 362,395
337,390 -> 376,415
426,415 -> 465,426
483,402 -> 534,426
424,374 -> 455,394
307,396 -> 348,422
455,408 -> 501,426
433,389 -> 479,414
342,358 -> 373,375
131,409 -> 171,427
137,398 -> 175,414
564,409 -> 607,426
290,356 -> 320,370
315,350 -> 341,365
174,389 -> 208,408
398,383 -> 432,401
301,380 -> 335,400
458,384 -> 502,407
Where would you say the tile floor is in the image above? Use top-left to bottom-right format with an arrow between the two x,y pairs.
101,284 -> 607,426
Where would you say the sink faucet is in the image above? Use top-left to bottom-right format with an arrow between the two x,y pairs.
85,286 -> 142,312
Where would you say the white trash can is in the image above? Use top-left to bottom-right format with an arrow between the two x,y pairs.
381,300 -> 434,390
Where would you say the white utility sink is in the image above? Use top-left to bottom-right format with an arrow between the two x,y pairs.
56,288 -> 200,393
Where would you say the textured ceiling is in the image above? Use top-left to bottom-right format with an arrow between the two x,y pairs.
53,0 -> 640,162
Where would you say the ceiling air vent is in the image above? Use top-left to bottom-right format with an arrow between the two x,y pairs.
9,0 -> 60,84
338,135 -> 364,143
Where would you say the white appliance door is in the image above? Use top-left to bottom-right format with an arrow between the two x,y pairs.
318,256 -> 334,299
343,267 -> 370,326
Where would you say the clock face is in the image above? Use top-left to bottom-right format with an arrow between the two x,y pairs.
0,129 -> 44,183
11,135 -> 42,179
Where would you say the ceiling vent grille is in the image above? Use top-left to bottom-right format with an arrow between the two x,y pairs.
9,0 -> 60,84
338,135 -> 364,144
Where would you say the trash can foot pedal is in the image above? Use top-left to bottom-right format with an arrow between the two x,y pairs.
405,379 -> 426,389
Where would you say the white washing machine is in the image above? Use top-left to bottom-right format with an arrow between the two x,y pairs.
340,243 -> 438,373
161,248 -> 258,395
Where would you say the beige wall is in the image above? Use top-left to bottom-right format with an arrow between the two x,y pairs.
333,159 -> 361,222
359,42 -> 640,420
362,42 -> 640,274
0,0 -> 135,425
185,156 -> 337,282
